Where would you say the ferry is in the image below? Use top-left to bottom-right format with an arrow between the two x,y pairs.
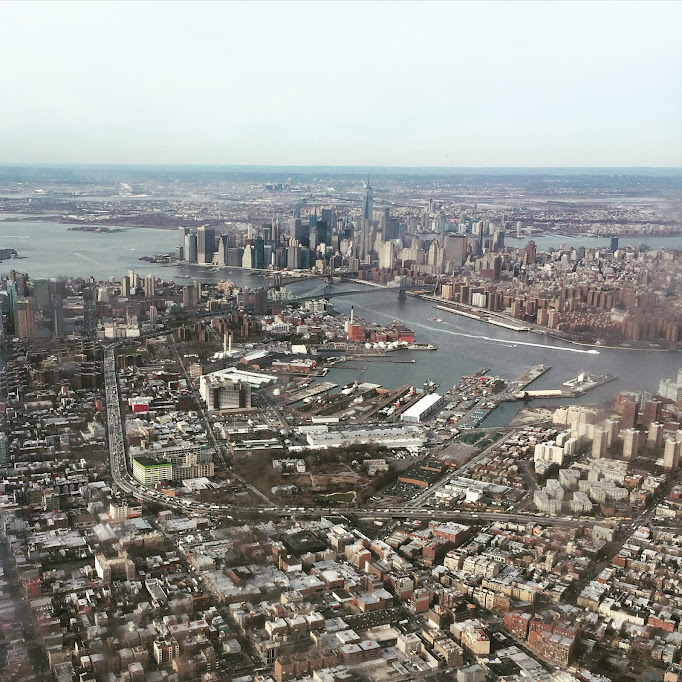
428,317 -> 444,323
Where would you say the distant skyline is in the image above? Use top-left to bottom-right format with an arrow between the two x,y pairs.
1,1 -> 681,168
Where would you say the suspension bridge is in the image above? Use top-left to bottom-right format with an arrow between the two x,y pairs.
268,272 -> 435,302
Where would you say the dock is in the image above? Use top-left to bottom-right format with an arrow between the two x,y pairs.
562,373 -> 617,396
512,364 -> 551,390
512,372 -> 616,400
285,381 -> 338,405
435,304 -> 484,321
487,318 -> 531,332
435,303 -> 531,332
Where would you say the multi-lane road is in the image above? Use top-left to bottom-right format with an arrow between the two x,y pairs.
103,342 -> 646,531
405,431 -> 513,509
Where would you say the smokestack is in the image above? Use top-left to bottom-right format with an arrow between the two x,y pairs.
350,306 -> 354,325
223,334 -> 228,353
228,332 -> 233,354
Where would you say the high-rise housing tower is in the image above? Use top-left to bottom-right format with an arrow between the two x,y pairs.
144,275 -> 155,298
14,299 -> 37,338
0,433 -> 8,465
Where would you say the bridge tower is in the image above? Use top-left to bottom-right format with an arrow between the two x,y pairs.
398,276 -> 407,301
324,264 -> 333,298
274,273 -> 282,291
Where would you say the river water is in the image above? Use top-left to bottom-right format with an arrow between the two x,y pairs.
2,220 -> 681,425
518,234 -> 682,252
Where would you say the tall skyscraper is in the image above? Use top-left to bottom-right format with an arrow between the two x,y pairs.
121,276 -> 131,298
273,215 -> 281,247
33,278 -> 51,312
384,217 -> 400,241
253,237 -> 265,269
226,247 -> 244,267
362,177 -> 374,221
177,227 -> 189,259
320,209 -> 334,240
287,242 -> 302,269
217,234 -> 229,264
6,281 -> 19,310
185,231 -> 198,263
53,300 -> 65,337
242,245 -> 254,269
359,220 -> 374,262
379,241 -> 395,270
197,226 -> 215,264
443,234 -> 468,272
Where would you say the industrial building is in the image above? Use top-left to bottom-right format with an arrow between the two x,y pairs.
305,426 -> 426,450
200,367 -> 277,390
400,393 -> 444,423
199,372 -> 251,411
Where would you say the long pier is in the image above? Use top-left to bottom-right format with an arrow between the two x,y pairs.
285,381 -> 338,405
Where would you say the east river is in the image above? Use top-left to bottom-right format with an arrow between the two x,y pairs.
2,219 -> 682,425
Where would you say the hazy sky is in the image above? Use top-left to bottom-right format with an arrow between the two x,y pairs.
1,1 -> 681,167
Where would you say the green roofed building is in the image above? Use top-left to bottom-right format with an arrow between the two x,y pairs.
132,456 -> 172,486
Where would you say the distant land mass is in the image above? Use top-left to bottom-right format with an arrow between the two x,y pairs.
0,163 -> 681,182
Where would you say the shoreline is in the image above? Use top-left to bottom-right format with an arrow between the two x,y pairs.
420,293 -> 680,353
0,215 -> 179,231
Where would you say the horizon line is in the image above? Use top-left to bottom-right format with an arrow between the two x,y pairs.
0,163 -> 681,175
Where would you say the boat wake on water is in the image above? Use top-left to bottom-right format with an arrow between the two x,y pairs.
350,304 -> 600,355
420,324 -> 600,355
73,252 -> 104,266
